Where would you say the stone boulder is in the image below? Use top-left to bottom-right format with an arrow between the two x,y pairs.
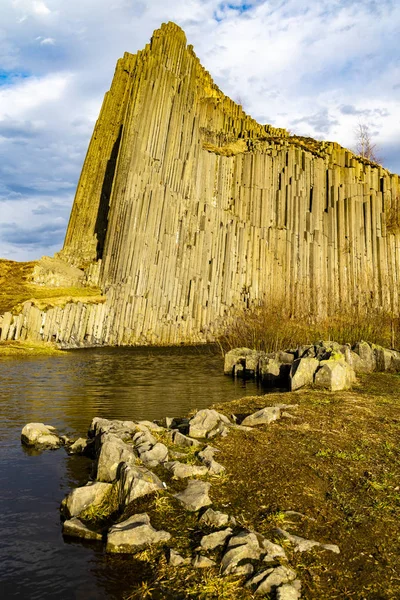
118,463 -> 164,508
314,359 -> 356,391
221,531 -> 263,575
173,480 -> 212,512
61,481 -> 113,518
224,347 -> 259,377
273,528 -> 340,554
198,508 -> 233,528
173,431 -> 202,448
137,442 -> 169,468
197,446 -> 226,475
192,554 -> 217,568
106,513 -> 170,553
62,517 -> 102,541
290,358 -> 319,391
188,409 -> 231,439
88,417 -> 138,442
163,461 -> 208,479
198,528 -> 232,551
68,437 -> 89,455
373,345 -> 400,372
96,433 -> 139,482
21,423 -> 62,448
246,565 -> 297,595
353,341 -> 376,372
276,581 -> 302,600
241,406 -> 281,427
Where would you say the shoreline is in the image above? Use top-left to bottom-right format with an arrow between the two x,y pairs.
22,371 -> 400,599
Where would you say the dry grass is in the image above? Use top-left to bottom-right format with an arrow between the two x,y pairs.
217,302 -> 400,353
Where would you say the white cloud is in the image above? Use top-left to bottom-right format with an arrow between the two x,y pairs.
0,73 -> 71,119
0,0 -> 399,260
32,1 -> 51,16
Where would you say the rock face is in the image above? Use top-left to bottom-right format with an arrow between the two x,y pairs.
1,22 -> 395,348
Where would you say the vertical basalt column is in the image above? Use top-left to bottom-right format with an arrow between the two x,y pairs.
58,22 -> 400,346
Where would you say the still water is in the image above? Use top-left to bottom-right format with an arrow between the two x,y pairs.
0,345 -> 261,599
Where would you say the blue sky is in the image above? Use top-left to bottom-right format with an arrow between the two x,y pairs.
0,0 -> 399,260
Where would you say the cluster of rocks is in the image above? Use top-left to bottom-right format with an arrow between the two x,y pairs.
224,340 -> 400,391
21,406 -> 340,598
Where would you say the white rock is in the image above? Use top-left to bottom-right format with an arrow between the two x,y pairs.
21,423 -> 61,448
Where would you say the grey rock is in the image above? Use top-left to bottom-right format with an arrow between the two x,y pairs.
199,528 -> 232,550
241,406 -> 281,427
247,566 -> 297,595
353,341 -> 376,372
274,528 -> 340,554
137,420 -> 165,432
373,345 -> 400,372
290,358 -> 319,391
188,409 -> 230,439
89,417 -> 138,441
198,446 -> 226,475
164,461 -> 208,479
133,430 -> 157,447
221,531 -> 263,575
259,356 -> 282,384
192,554 -> 217,568
198,508 -> 231,528
62,517 -> 102,541
168,549 -> 191,566
96,433 -> 138,482
314,359 -> 356,391
234,563 -> 254,576
262,538 -> 287,562
224,347 -> 255,376
173,479 -> 212,512
138,442 -> 169,467
173,431 -> 202,448
118,462 -> 164,508
230,424 -> 254,432
297,345 -> 316,359
106,513 -> 171,553
68,437 -> 88,454
21,423 -> 61,448
61,481 -> 113,518
276,581 -> 302,600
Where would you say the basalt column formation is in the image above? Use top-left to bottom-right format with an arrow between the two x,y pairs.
25,22 -> 400,345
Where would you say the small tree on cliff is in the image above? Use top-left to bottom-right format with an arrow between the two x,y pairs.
354,121 -> 380,163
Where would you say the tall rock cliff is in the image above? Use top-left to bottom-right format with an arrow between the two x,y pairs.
14,21 -> 400,346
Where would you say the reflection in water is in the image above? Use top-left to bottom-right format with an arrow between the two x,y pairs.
0,345 -> 261,599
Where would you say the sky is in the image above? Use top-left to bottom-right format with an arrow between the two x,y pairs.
0,0 -> 399,261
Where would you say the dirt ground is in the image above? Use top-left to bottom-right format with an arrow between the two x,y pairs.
117,372 -> 400,599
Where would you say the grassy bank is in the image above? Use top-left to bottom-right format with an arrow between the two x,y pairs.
0,259 -> 102,314
83,373 -> 400,599
217,303 -> 400,353
0,340 -> 64,357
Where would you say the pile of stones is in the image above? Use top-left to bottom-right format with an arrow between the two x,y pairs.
224,340 -> 400,391
21,404 -> 341,599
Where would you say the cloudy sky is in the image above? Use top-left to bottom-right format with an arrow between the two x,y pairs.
0,0 -> 399,260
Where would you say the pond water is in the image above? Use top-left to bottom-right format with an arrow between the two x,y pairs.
0,345 -> 262,599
